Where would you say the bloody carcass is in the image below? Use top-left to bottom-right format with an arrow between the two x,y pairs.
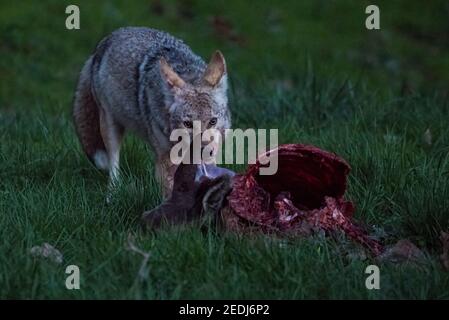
142,144 -> 384,256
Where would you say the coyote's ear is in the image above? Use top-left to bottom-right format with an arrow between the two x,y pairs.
203,50 -> 227,87
159,57 -> 186,90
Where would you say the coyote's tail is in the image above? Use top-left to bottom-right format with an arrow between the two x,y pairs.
72,56 -> 109,171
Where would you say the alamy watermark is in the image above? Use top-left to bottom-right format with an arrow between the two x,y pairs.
169,121 -> 279,175
365,265 -> 380,290
65,5 -> 80,30
65,265 -> 80,290
66,4 -> 380,31
365,5 -> 380,30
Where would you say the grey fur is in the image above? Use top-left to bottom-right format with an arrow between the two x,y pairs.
73,27 -> 231,197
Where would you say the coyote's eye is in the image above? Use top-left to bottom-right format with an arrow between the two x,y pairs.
183,120 -> 193,128
209,118 -> 217,126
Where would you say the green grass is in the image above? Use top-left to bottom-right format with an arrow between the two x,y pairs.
1,0 -> 449,299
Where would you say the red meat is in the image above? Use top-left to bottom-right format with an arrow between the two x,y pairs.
226,144 -> 384,256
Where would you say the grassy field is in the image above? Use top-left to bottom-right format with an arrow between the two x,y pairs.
1,0 -> 449,299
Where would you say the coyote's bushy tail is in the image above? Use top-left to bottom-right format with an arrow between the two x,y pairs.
72,56 -> 109,171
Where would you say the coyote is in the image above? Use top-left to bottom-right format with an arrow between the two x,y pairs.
73,27 -> 231,197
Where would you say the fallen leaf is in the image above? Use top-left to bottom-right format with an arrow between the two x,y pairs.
378,239 -> 426,264
422,128 -> 432,146
30,243 -> 63,264
383,133 -> 400,144
149,0 -> 164,16
209,15 -> 246,46
176,0 -> 195,20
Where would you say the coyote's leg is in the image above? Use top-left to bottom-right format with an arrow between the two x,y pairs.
155,154 -> 178,199
99,107 -> 124,197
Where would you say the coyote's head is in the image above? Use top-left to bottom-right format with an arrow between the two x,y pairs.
159,51 -> 231,155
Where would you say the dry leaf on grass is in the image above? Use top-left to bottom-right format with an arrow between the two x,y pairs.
378,239 -> 426,264
149,0 -> 164,16
209,15 -> 246,46
422,128 -> 432,146
30,243 -> 63,264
